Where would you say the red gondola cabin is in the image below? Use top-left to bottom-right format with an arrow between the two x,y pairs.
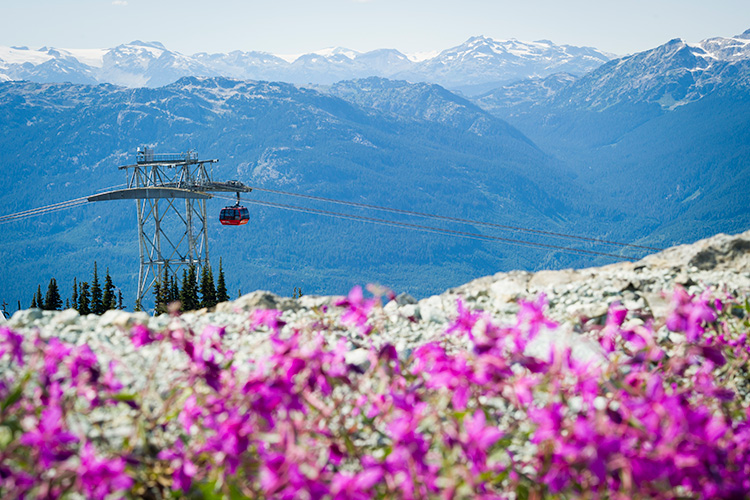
219,206 -> 249,226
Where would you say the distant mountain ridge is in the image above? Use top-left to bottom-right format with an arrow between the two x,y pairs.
476,29 -> 750,114
3,27 -> 750,317
470,29 -> 750,251
0,75 -> 605,309
0,36 -> 613,95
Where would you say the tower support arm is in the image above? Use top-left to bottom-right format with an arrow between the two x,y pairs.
88,188 -> 211,202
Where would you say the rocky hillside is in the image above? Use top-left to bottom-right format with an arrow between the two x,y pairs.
5,229 -> 749,367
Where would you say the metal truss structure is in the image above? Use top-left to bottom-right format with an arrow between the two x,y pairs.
88,148 -> 251,310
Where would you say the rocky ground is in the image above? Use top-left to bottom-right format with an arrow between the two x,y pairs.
2,229 -> 749,467
4,229 -> 750,382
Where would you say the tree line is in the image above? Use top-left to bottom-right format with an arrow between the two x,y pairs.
30,262 -> 124,314
151,259 -> 229,314
25,259 -> 233,316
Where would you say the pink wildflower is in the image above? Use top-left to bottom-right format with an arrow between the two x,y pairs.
336,286 -> 376,335
19,406 -> 78,468
77,442 -> 132,500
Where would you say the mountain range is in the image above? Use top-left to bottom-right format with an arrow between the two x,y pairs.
476,29 -> 750,113
473,29 -> 750,245
1,29 -> 749,312
0,76 -> 601,309
0,36 -> 612,95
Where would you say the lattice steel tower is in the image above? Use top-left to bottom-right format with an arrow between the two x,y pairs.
88,147 -> 251,310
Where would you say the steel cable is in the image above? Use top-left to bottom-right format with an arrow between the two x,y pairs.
248,186 -> 662,252
216,194 -> 638,262
0,198 -> 89,224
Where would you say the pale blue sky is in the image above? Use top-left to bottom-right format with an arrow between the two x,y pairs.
2,0 -> 749,56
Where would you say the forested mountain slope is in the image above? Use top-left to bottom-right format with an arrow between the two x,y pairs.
0,77 -> 626,311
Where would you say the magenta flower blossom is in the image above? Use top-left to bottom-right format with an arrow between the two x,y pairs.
516,295 -> 557,341
600,302 -> 627,353
330,468 -> 382,500
251,308 -> 285,332
101,361 -> 123,393
667,287 -> 718,342
77,442 -> 132,500
130,324 -> 162,347
336,286 -> 376,335
203,409 -> 254,474
67,345 -> 100,383
0,466 -> 34,498
0,327 -> 25,366
159,440 -> 197,492
462,410 -> 503,473
19,406 -> 78,468
446,298 -> 482,339
179,394 -> 203,433
42,338 -> 71,378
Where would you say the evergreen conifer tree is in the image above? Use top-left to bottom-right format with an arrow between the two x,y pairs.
90,262 -> 103,315
102,268 -> 116,311
65,298 -> 70,309
30,285 -> 40,309
78,281 -> 91,315
216,258 -> 229,303
199,265 -> 217,309
153,280 -> 166,315
117,290 -> 124,310
170,277 -> 179,304
160,267 -> 172,308
71,278 -> 78,312
179,265 -> 200,311
179,269 -> 189,311
44,278 -> 63,311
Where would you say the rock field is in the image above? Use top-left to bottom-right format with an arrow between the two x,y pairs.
4,229 -> 750,383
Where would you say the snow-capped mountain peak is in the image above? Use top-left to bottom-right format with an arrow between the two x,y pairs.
310,46 -> 361,60
697,33 -> 750,61
0,36 -> 614,93
397,35 -> 613,95
128,40 -> 167,50
531,30 -> 750,112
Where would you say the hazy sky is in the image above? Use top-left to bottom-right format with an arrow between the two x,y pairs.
2,0 -> 749,56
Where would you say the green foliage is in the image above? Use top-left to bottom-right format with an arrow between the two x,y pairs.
71,277 -> 78,313
179,265 -> 200,312
101,268 -> 117,311
216,258 -> 229,304
170,277 -> 179,304
199,265 -> 217,309
90,262 -> 104,315
27,265 -> 124,315
153,267 -> 171,315
78,281 -> 90,315
30,285 -> 40,309
43,278 -> 62,311
153,280 -> 164,315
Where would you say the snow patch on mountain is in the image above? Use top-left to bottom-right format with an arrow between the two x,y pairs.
0,46 -> 54,65
478,29 -> 750,114
0,36 -> 613,91
9,31 -> 749,97
58,48 -> 107,68
696,34 -> 750,61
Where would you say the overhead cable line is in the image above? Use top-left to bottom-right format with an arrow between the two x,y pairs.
0,186 -> 128,225
0,197 -> 89,224
218,194 -> 638,262
249,186 -> 662,252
